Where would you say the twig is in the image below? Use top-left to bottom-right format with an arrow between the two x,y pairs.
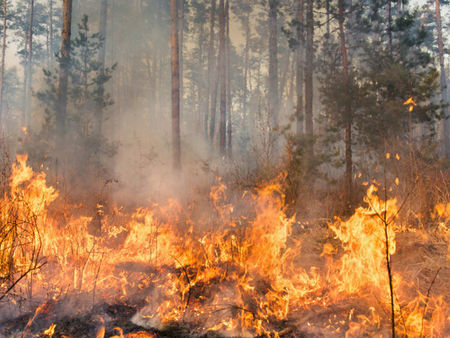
382,125 -> 395,338
169,254 -> 192,315
0,261 -> 47,301
419,267 -> 441,338
92,252 -> 105,306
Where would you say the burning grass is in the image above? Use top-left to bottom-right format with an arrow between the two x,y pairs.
0,155 -> 448,337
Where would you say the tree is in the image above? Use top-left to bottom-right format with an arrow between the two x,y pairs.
434,0 -> 449,158
296,0 -> 304,135
47,0 -> 53,66
319,0 -> 441,212
171,0 -> 181,169
56,0 -> 72,153
226,0 -> 232,155
33,15 -> 116,193
12,0 -> 50,127
24,0 -> 34,125
304,0 -> 313,138
338,0 -> 352,211
233,0 -> 252,129
268,0 -> 279,150
205,0 -> 216,138
0,0 -> 8,125
218,0 -> 226,155
178,0 -> 185,119
96,0 -> 107,144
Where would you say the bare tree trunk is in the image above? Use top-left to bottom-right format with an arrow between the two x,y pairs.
96,0 -> 107,140
0,0 -> 7,126
304,0 -> 313,138
338,0 -> 352,211
288,52 -> 295,110
171,0 -> 181,169
26,0 -> 34,124
56,0 -> 73,150
387,0 -> 392,54
205,0 -> 216,138
178,0 -> 184,118
268,0 -> 279,149
296,0 -> 304,135
279,52 -> 289,109
226,0 -> 232,156
435,0 -> 449,158
210,59 -> 219,142
218,0 -> 226,156
196,20 -> 206,132
326,0 -> 330,39
49,0 -> 53,64
242,9 -> 250,124
23,0 -> 34,127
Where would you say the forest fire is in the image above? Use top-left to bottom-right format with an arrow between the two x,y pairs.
0,0 -> 449,336
0,156 -> 447,337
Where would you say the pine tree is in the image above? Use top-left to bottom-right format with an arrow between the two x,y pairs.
434,0 -> 449,158
171,0 -> 181,169
268,0 -> 279,151
56,0 -> 72,153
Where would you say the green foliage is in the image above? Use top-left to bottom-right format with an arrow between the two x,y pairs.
319,0 -> 442,163
33,15 -> 116,191
68,15 -> 116,132
12,0 -> 54,66
282,133 -> 327,207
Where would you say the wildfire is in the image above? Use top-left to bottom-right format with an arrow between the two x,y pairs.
0,155 -> 448,337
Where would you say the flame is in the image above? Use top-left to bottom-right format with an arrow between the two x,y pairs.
403,97 -> 417,112
43,324 -> 56,337
0,156 -> 447,336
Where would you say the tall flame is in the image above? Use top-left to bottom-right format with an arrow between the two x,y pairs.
0,155 -> 447,337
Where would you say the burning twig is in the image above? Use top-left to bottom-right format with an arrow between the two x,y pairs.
92,252 -> 105,306
169,254 -> 192,314
0,260 -> 46,302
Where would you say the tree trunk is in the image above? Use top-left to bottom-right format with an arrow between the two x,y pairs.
96,0 -> 107,140
435,0 -> 449,158
23,0 -> 34,127
205,0 -> 216,138
210,59 -> 219,142
226,0 -> 232,156
56,0 -> 73,150
242,10 -> 250,125
218,0 -> 226,156
196,19 -> 206,132
170,0 -> 181,169
279,52 -> 289,110
48,0 -> 53,66
268,0 -> 279,149
296,0 -> 304,135
304,0 -> 313,138
0,0 -> 7,126
178,0 -> 184,119
387,0 -> 392,54
338,0 -> 352,211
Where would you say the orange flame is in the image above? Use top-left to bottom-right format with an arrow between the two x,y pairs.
0,156 -> 447,337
